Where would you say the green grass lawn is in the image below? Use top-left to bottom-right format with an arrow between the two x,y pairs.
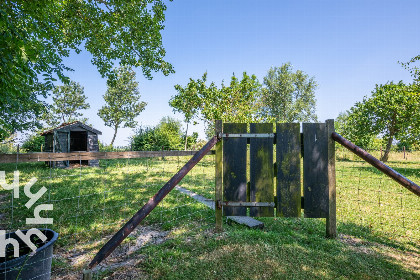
0,150 -> 418,279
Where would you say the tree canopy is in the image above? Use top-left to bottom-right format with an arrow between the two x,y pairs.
44,81 -> 90,127
341,81 -> 420,162
259,63 -> 318,122
0,0 -> 173,140
170,72 -> 262,137
169,77 -> 201,149
98,66 -> 147,146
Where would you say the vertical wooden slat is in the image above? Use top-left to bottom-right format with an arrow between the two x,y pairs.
303,123 -> 329,218
250,123 -> 274,217
326,119 -> 337,238
223,123 -> 247,216
276,123 -> 301,217
215,120 -> 223,231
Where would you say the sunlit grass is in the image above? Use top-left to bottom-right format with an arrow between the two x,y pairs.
0,151 -> 419,279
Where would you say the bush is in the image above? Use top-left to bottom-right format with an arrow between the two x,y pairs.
132,117 -> 184,151
98,140 -> 129,152
397,140 -> 420,151
21,134 -> 44,152
0,135 -> 17,154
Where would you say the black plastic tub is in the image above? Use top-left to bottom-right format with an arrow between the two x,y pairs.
0,229 -> 58,280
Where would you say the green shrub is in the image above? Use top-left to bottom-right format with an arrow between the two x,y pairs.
132,117 -> 185,151
21,134 -> 44,152
98,140 -> 129,152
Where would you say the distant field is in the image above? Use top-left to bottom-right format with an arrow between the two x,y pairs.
0,150 -> 418,279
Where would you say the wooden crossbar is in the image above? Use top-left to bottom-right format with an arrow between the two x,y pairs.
0,150 -> 215,164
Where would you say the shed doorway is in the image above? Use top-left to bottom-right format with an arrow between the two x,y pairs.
70,131 -> 88,165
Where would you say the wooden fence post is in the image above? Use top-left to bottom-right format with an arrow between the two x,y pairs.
215,120 -> 223,231
82,270 -> 93,280
326,119 -> 337,238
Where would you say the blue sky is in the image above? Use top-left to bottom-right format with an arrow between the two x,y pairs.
59,0 -> 420,146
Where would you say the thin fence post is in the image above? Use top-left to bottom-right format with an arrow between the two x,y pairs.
326,119 -> 337,238
403,146 -> 406,159
82,269 -> 93,280
215,120 -> 223,232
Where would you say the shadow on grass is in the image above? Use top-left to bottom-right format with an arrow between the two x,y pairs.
137,217 -> 419,280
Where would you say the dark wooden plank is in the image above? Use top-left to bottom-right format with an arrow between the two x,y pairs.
223,123 -> 247,216
303,123 -> 329,218
215,120 -> 223,231
250,123 -> 274,217
226,216 -> 264,229
326,119 -> 337,238
276,123 -> 301,217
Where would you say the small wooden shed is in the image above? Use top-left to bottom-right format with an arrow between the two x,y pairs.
41,121 -> 102,167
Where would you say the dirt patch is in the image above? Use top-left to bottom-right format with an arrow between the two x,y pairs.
339,234 -> 375,255
339,234 -> 420,272
52,226 -> 170,279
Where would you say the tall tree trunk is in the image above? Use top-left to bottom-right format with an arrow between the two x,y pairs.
380,134 -> 394,162
110,126 -> 118,147
184,122 -> 189,151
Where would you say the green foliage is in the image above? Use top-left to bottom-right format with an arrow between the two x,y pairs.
397,139 -> 420,151
98,66 -> 147,146
21,134 -> 44,152
98,140 -> 128,152
185,132 -> 199,149
170,65 -> 318,138
0,135 -> 17,154
342,81 -> 420,161
131,117 -> 184,151
400,55 -> 420,83
169,79 -> 201,125
259,63 -> 318,122
335,110 -> 375,149
0,0 -> 173,140
44,81 -> 90,126
170,72 -> 262,137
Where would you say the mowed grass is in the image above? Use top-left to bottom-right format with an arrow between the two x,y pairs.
0,150 -> 419,279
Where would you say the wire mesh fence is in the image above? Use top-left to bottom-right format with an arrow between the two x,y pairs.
0,149 -> 216,279
0,142 -> 418,279
336,147 -> 420,245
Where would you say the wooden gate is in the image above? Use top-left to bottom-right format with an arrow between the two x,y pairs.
214,120 -> 336,238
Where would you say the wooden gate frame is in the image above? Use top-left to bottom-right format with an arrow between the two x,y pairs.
214,120 -> 336,238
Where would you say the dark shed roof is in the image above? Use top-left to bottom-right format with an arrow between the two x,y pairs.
41,121 -> 102,136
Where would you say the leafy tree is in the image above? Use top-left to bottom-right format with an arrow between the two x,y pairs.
184,132 -> 199,150
131,117 -> 183,151
45,81 -> 90,126
344,81 -> 420,162
259,63 -> 318,122
0,0 -> 174,141
98,66 -> 147,146
400,56 -> 420,83
169,81 -> 201,150
156,117 -> 184,150
336,110 -> 379,151
0,134 -> 18,154
171,72 -> 262,137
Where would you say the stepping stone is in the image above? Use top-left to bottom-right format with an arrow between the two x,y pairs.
227,216 -> 264,229
175,186 -> 264,229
